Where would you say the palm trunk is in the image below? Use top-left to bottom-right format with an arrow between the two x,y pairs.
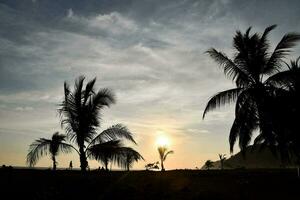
52,156 -> 57,170
104,159 -> 108,171
161,159 -> 165,171
79,146 -> 88,172
126,164 -> 130,171
126,157 -> 130,171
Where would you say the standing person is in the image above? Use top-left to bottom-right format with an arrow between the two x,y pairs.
69,161 -> 73,170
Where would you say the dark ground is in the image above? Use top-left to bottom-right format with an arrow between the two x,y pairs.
0,168 -> 299,200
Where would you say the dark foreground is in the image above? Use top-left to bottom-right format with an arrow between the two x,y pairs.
1,168 -> 299,200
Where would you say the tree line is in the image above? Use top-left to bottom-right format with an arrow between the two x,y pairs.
27,77 -> 143,171
27,24 -> 300,171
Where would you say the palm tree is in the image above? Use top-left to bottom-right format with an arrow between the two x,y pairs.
264,57 -> 300,161
119,147 -> 144,171
59,76 -> 137,171
203,25 -> 300,154
26,132 -> 74,170
86,136 -> 142,171
158,146 -> 174,171
218,154 -> 226,170
205,160 -> 213,170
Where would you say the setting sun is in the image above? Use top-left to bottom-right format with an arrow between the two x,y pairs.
156,135 -> 170,147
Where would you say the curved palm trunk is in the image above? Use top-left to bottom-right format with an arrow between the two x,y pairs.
79,146 -> 88,172
52,156 -> 57,170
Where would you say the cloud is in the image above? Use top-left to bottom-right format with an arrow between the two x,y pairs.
67,8 -> 74,18
15,106 -> 33,111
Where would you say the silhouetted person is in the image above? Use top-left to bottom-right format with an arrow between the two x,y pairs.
69,161 -> 73,170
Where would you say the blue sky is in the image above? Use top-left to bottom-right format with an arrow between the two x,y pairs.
0,0 -> 300,169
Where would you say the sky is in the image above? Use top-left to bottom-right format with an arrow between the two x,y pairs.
0,0 -> 300,170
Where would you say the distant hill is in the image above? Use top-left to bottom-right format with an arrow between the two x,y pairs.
201,145 -> 299,169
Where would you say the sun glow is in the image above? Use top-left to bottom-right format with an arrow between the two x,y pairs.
156,135 -> 170,147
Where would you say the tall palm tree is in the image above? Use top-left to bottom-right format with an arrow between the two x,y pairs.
264,57 -> 300,161
203,25 -> 300,154
59,76 -> 136,171
26,132 -> 74,170
158,146 -> 174,171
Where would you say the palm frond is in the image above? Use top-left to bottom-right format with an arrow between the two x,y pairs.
26,138 -> 51,167
265,33 -> 300,75
92,88 -> 116,109
163,150 -> 174,161
266,56 -> 300,90
202,88 -> 243,119
83,77 -> 96,104
114,147 -> 144,170
260,25 -> 277,44
206,48 -> 250,84
265,70 -> 295,89
258,25 -> 277,52
86,140 -> 122,160
158,146 -> 167,160
59,143 -> 76,154
89,124 -> 136,146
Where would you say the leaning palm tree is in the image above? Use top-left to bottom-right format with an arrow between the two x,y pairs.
158,146 -> 174,171
203,25 -> 300,154
59,76 -> 137,171
26,132 -> 73,170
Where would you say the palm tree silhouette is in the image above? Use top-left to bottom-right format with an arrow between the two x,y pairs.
158,146 -> 174,171
119,147 -> 144,171
203,25 -> 300,153
59,76 -> 137,171
86,136 -> 142,171
205,160 -> 213,170
218,154 -> 226,170
264,57 -> 300,161
26,132 -> 74,170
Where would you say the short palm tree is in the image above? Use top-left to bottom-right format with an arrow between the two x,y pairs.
203,25 -> 300,154
218,154 -> 226,170
59,76 -> 136,171
205,160 -> 213,170
119,147 -> 144,171
158,146 -> 174,171
87,137 -> 142,171
26,132 -> 74,170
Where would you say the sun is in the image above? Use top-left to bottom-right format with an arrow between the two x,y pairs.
156,135 -> 170,147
